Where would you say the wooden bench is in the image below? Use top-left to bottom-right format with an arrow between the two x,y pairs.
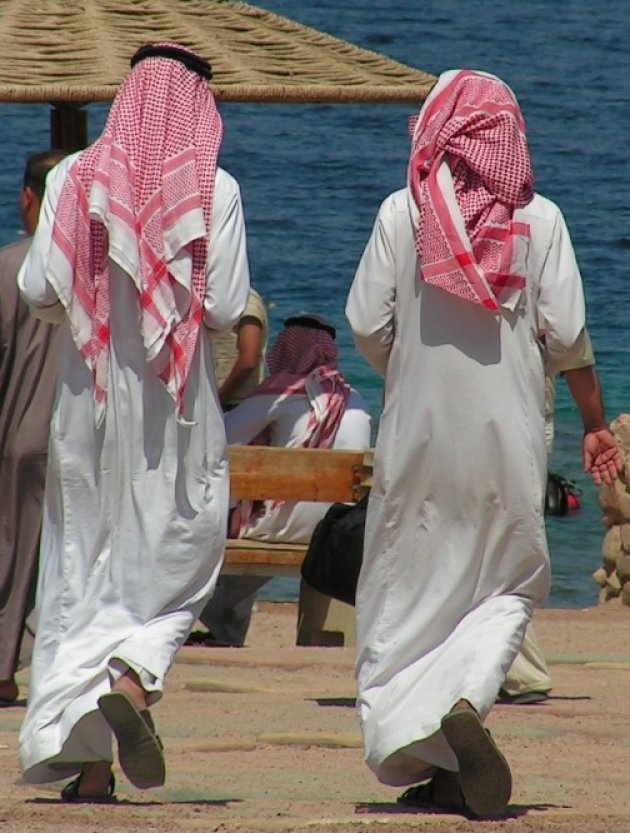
223,445 -> 373,577
222,445 -> 373,645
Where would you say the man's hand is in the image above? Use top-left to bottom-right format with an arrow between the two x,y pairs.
583,428 -> 623,486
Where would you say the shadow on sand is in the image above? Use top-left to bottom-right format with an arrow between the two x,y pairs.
355,800 -> 565,820
27,796 -> 242,807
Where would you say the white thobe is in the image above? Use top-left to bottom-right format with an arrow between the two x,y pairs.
17,155 -> 250,783
225,388 -> 372,542
346,188 -> 586,786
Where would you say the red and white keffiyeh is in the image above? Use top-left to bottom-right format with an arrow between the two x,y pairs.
408,69 -> 534,312
253,318 -> 350,450
229,318 -> 350,538
47,43 -> 223,425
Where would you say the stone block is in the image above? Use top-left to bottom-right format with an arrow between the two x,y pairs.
600,585 -> 619,604
600,577 -> 621,602
599,484 -> 622,525
611,414 -> 630,451
602,524 -> 622,572
600,480 -> 630,524
617,552 -> 630,583
606,571 -> 621,593
602,512 -> 619,529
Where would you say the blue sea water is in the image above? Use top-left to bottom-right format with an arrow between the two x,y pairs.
0,0 -> 628,608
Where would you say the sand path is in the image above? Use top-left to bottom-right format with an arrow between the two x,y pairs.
3,602 -> 630,832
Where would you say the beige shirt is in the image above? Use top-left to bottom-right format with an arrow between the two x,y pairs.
543,327 -> 595,456
213,287 -> 268,405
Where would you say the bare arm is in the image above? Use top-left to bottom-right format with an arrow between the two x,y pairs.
565,365 -> 622,485
218,316 -> 263,406
565,365 -> 607,433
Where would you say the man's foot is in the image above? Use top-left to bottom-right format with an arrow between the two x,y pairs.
112,668 -> 147,710
441,700 -> 512,817
60,762 -> 116,803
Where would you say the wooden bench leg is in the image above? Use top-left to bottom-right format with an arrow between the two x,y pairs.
296,580 -> 356,647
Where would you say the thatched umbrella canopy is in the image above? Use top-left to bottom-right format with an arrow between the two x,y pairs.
0,0 -> 436,149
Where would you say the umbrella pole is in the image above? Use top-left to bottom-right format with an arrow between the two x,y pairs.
50,103 -> 88,151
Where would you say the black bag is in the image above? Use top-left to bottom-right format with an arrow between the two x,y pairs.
544,472 -> 581,516
300,493 -> 369,606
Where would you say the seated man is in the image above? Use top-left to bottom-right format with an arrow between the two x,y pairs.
195,314 -> 371,646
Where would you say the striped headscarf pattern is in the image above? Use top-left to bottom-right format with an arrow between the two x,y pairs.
46,43 -> 223,425
251,316 -> 350,450
229,316 -> 350,538
408,69 -> 534,312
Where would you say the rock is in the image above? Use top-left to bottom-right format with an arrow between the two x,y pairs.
598,415 -> 630,601
600,484 -> 622,525
600,580 -> 621,602
615,480 -> 630,522
617,552 -> 630,583
611,414 -> 630,450
602,512 -> 620,529
606,571 -> 622,594
600,573 -> 622,602
602,525 -> 623,572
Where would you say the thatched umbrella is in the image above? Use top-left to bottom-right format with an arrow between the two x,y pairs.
0,0 -> 437,149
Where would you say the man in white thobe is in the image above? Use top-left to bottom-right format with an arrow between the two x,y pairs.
17,43 -> 250,801
346,69 -> 620,817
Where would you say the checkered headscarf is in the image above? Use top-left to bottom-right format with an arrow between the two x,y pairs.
252,317 -> 350,450
408,69 -> 534,312
47,43 -> 223,425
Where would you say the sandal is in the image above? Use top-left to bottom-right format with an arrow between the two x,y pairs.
60,772 -> 116,803
398,768 -> 468,813
441,702 -> 511,817
98,690 -> 165,789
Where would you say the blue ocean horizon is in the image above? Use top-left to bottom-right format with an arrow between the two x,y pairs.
1,0 -> 628,608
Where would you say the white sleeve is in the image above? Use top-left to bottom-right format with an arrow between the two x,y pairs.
536,208 -> 586,375
203,174 -> 250,334
17,156 -> 73,321
345,198 -> 397,378
224,394 -> 277,445
332,389 -> 372,450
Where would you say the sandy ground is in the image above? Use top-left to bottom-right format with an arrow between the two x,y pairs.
4,602 -> 630,832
